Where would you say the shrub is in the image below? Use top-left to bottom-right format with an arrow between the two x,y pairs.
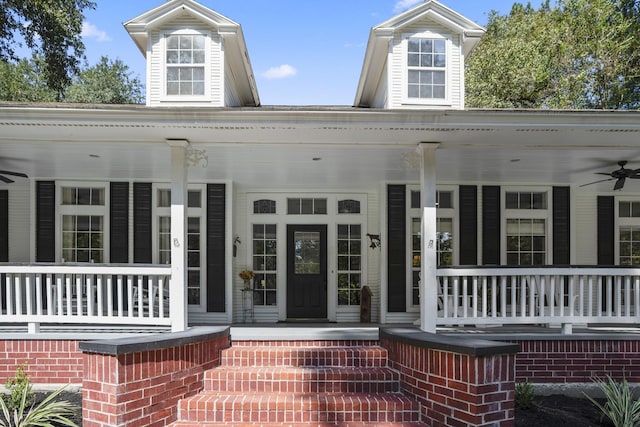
0,366 -> 78,427
4,366 -> 34,413
585,376 -> 640,427
515,381 -> 535,409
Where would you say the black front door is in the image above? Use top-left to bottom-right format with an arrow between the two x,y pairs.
287,224 -> 327,319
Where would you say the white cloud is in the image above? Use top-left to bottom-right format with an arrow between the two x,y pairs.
81,22 -> 111,42
393,0 -> 422,13
262,64 -> 297,80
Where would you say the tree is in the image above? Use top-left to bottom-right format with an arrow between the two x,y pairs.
466,0 -> 640,109
0,56 -> 57,102
65,57 -> 144,104
0,0 -> 96,99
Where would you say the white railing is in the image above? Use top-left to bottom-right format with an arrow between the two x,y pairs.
437,267 -> 640,333
0,264 -> 172,333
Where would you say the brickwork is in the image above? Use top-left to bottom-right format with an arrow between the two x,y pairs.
81,331 -> 230,427
0,340 -> 83,384
176,342 -> 427,426
381,334 -> 517,427
514,339 -> 640,383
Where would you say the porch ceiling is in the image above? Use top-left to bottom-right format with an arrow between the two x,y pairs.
1,104 -> 640,191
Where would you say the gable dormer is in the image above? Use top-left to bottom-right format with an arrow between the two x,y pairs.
124,0 -> 259,107
355,0 -> 484,109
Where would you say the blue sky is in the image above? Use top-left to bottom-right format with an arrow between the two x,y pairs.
79,0 -> 545,105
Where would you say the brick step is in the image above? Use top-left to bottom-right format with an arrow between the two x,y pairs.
177,392 -> 420,424
220,345 -> 388,367
205,366 -> 400,393
171,422 -> 429,427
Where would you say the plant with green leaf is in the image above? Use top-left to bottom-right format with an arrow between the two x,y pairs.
585,376 -> 640,427
4,366 -> 34,414
515,381 -> 535,409
0,366 -> 78,427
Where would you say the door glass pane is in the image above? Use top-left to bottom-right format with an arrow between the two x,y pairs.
294,231 -> 321,274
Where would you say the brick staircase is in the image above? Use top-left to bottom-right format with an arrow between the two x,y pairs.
172,341 -> 429,426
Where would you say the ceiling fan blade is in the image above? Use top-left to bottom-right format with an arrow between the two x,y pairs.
579,177 -> 614,187
0,170 -> 28,178
0,175 -> 14,184
614,177 -> 626,190
595,172 -> 614,177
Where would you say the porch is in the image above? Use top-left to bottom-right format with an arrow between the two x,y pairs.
1,264 -> 639,335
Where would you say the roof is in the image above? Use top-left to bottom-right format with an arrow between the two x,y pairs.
354,0 -> 485,107
123,0 -> 260,106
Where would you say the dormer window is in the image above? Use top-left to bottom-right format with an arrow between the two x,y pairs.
164,31 -> 208,97
407,36 -> 447,100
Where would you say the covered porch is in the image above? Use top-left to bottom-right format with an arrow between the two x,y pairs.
2,106 -> 640,334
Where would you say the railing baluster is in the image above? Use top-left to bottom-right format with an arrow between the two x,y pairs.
45,274 -> 53,316
481,276 -> 487,318
625,276 -> 631,317
137,276 -> 144,318
75,275 -> 83,316
159,277 -> 165,318
96,275 -> 103,317
14,275 -> 21,316
127,276 -> 134,318
453,276 -> 459,318
500,276 -> 507,319
117,275 -> 123,317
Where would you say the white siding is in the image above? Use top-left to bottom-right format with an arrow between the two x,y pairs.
147,17 -> 224,107
224,61 -> 241,107
371,65 -> 389,109
574,191 -> 598,264
7,181 -> 30,262
388,20 -> 464,109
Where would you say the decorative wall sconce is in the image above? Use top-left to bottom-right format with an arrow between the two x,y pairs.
233,236 -> 241,258
366,233 -> 381,249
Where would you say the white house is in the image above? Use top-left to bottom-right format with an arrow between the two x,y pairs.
2,0 -> 640,334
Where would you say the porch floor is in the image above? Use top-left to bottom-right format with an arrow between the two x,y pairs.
2,322 -> 640,340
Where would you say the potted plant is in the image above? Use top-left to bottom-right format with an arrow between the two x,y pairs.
238,269 -> 254,289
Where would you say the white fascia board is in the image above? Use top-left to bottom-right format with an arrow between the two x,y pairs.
354,28 -> 394,107
220,27 -> 260,107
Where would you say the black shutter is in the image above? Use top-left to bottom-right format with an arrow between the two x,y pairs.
482,186 -> 501,265
597,196 -> 615,265
133,183 -> 152,263
36,181 -> 55,262
207,184 -> 226,312
387,185 -> 406,312
0,190 -> 8,262
110,182 -> 129,263
553,187 -> 570,265
458,185 -> 477,265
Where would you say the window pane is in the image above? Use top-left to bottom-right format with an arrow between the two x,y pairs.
620,201 -> 631,217
438,191 -> 452,209
167,51 -> 179,64
434,39 -> 446,53
633,202 -> 640,217
188,190 -> 201,208
408,53 -> 420,67
506,192 -> 518,209
287,199 -> 300,214
314,199 -> 327,214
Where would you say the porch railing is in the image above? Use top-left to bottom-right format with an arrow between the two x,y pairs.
437,267 -> 640,333
0,264 -> 172,333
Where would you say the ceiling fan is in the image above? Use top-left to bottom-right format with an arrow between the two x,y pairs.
580,161 -> 640,191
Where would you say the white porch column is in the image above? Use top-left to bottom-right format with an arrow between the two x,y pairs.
419,143 -> 439,333
167,139 -> 189,332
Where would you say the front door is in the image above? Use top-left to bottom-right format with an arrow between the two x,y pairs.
287,225 -> 327,319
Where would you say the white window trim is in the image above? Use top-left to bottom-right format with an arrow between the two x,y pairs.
152,183 -> 207,311
160,28 -> 211,102
614,196 -> 640,265
56,181 -> 109,264
246,192 -> 368,322
406,185 -> 458,311
401,31 -> 452,107
501,187 -> 553,265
